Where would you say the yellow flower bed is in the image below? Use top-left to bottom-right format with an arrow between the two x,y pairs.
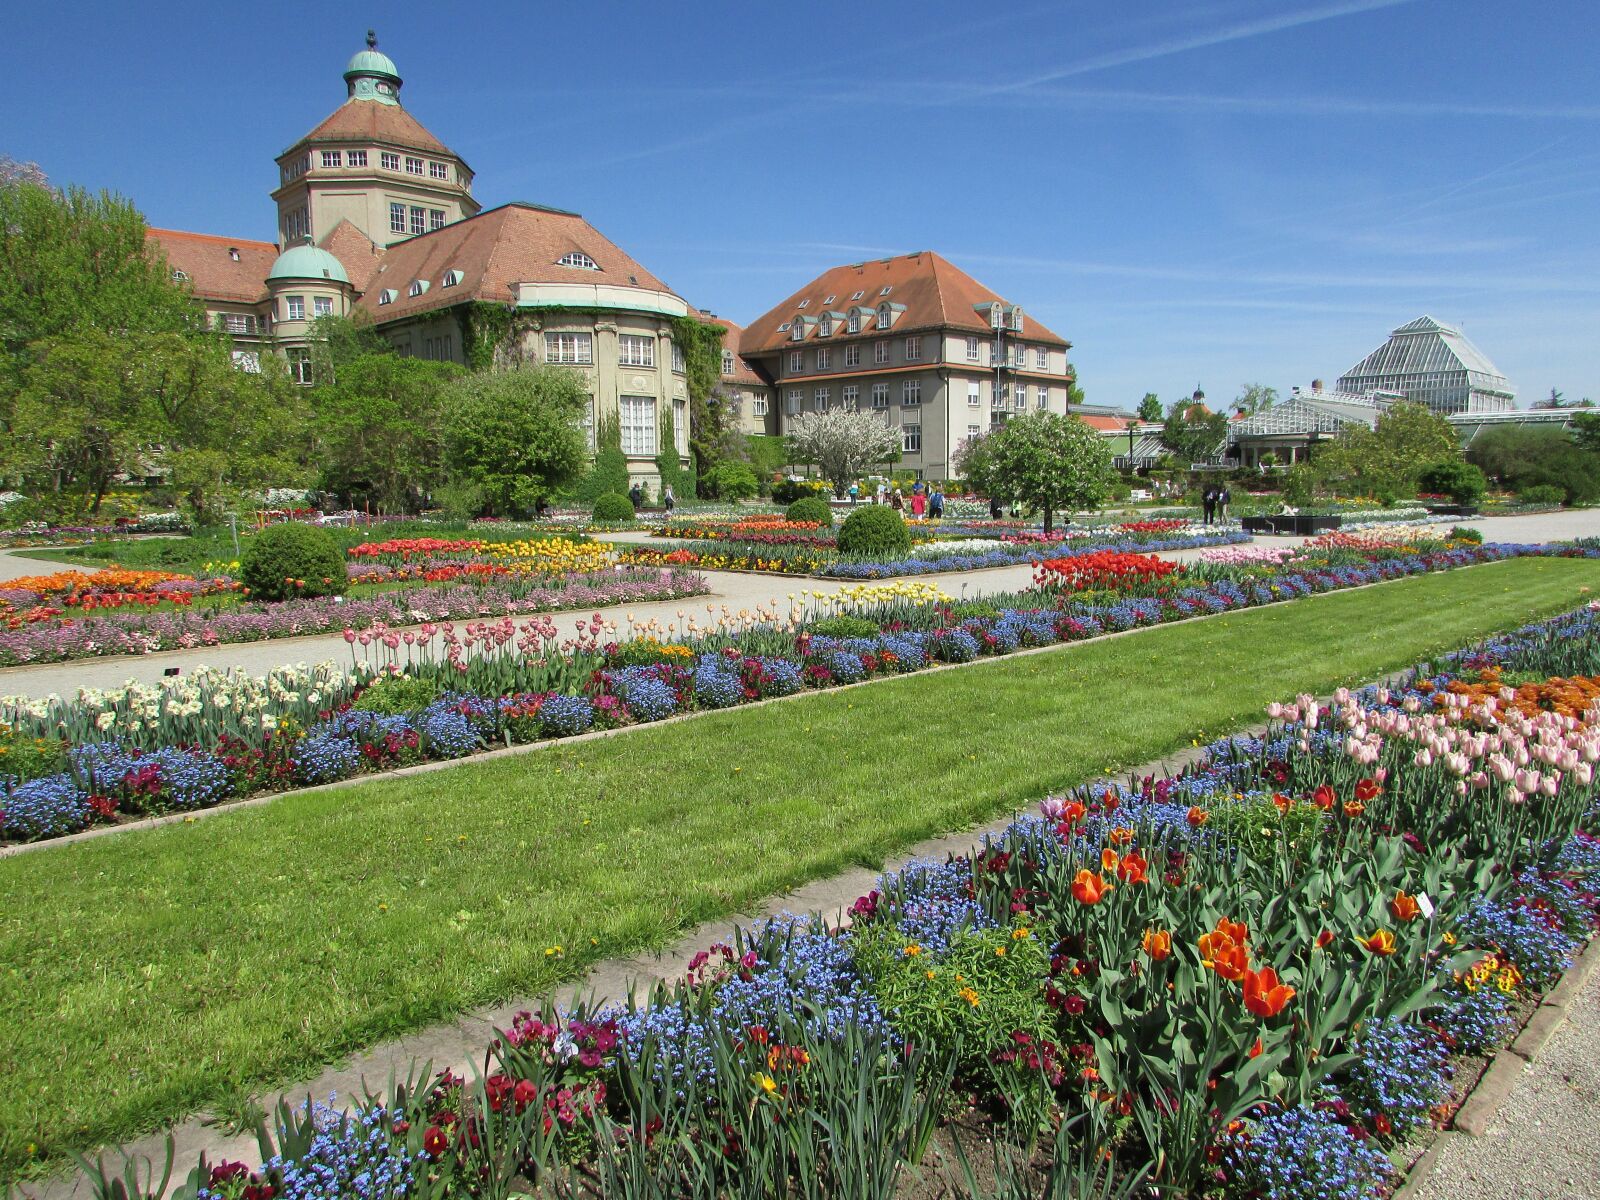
481,539 -> 614,575
820,581 -> 954,608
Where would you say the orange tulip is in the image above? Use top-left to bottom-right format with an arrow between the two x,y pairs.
1072,869 -> 1112,905
1390,891 -> 1422,923
1059,800 -> 1087,825
1109,827 -> 1135,846
1102,848 -> 1120,874
1186,806 -> 1209,827
1142,928 -> 1172,961
1118,851 -> 1150,885
1198,931 -> 1249,981
1214,917 -> 1249,946
1271,792 -> 1292,814
1362,929 -> 1397,956
1242,966 -> 1296,1017
1343,800 -> 1366,818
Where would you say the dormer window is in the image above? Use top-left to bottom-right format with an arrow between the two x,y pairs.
818,315 -> 832,336
557,251 -> 600,270
1009,307 -> 1024,333
378,289 -> 397,305
877,303 -> 893,328
408,279 -> 430,297
441,269 -> 463,288
722,349 -> 735,375
791,322 -> 805,341
847,309 -> 861,334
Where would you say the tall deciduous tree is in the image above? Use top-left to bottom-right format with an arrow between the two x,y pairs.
311,355 -> 461,511
1234,382 -> 1278,415
442,365 -> 589,518
1137,393 -> 1163,422
785,409 -> 901,497
959,412 -> 1114,534
1161,402 -> 1229,466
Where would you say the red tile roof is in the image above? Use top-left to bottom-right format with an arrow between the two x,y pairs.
146,228 -> 279,304
701,315 -> 768,386
318,219 -> 385,293
741,251 -> 1070,354
355,202 -> 679,323
289,100 -> 457,160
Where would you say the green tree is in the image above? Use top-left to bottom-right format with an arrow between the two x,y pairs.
1313,401 -> 1458,497
311,354 -> 461,511
961,412 -> 1114,534
1234,382 -> 1278,415
1161,403 -> 1229,465
1137,393 -> 1163,422
1466,424 -> 1600,506
307,311 -> 391,382
442,365 -> 588,518
1569,411 -> 1600,454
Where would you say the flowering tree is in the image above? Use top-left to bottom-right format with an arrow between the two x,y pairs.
959,412 -> 1114,534
786,409 -> 901,497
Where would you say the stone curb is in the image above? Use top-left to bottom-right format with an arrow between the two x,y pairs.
0,557 -> 1503,861
1448,936 -> 1598,1140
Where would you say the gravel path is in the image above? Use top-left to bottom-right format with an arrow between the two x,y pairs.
1412,963 -> 1600,1200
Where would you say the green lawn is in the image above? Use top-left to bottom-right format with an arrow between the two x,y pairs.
1,555 -> 1596,1178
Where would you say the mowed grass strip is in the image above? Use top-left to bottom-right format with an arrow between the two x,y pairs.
1,556 -> 1595,1176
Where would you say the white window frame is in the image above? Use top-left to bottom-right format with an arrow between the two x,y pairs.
672,343 -> 686,373
223,313 -> 254,334
753,395 -> 769,416
409,205 -> 425,235
791,322 -> 805,341
618,334 -> 656,367
620,395 -> 657,455
902,379 -> 921,407
1036,346 -> 1049,369
871,383 -> 889,409
902,424 -> 921,454
842,384 -> 859,409
429,161 -> 449,179
845,343 -> 861,367
877,303 -> 893,328
312,295 -> 333,318
381,152 -> 400,171
405,156 -> 424,175
966,336 -> 981,362
905,335 -> 921,361
874,340 -> 890,364
673,399 -> 687,454
722,349 -> 735,375
789,350 -> 803,373
968,423 -> 981,438
813,388 -> 829,412
287,348 -> 313,386
429,210 -> 444,230
786,389 -> 802,416
545,332 -> 594,365
557,252 -> 600,270
1036,386 -> 1049,410
818,314 -> 832,336
847,310 -> 861,334
389,203 -> 406,234
321,150 -> 342,168
816,348 -> 830,370
968,381 -> 981,406
347,150 -> 368,167
284,295 -> 305,321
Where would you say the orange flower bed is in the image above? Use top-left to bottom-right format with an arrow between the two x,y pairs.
4,568 -> 192,596
1439,668 -> 1600,722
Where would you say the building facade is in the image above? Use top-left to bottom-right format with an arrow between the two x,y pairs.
146,33 -> 692,491
740,252 -> 1076,480
702,315 -> 777,438
1337,315 -> 1515,415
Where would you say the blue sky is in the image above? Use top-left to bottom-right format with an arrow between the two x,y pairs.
4,0 -> 1597,410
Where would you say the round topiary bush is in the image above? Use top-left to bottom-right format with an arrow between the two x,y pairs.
836,505 -> 911,557
592,493 -> 636,523
239,522 -> 348,603
785,496 -> 834,527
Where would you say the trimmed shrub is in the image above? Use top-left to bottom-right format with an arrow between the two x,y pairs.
239,523 -> 348,603
1448,526 -> 1484,544
785,496 -> 834,527
352,675 -> 442,716
1418,459 -> 1488,507
809,615 -> 880,639
706,461 -> 760,500
836,505 -> 911,557
1517,483 -> 1565,508
592,493 -> 636,523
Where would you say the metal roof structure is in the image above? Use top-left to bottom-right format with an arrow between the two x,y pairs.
1337,316 -> 1514,414
1230,388 -> 1392,441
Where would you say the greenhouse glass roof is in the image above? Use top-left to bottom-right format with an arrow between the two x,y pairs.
1338,316 -> 1511,393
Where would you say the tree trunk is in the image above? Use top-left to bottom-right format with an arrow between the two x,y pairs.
1042,505 -> 1054,535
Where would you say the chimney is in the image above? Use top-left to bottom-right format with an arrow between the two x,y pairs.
1312,378 -> 1324,391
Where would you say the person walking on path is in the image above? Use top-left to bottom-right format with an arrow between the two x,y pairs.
910,489 -> 927,518
848,482 -> 859,505
891,488 -> 905,513
876,482 -> 888,505
629,483 -> 644,510
663,484 -> 675,513
929,488 -> 945,520
1217,485 -> 1231,523
1201,485 -> 1216,525
989,495 -> 1003,520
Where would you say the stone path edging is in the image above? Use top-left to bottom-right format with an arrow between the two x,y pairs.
0,556 -> 1498,861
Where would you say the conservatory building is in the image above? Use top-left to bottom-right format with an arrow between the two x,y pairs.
1336,316 -> 1515,415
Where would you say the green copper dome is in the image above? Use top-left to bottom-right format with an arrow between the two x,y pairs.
343,31 -> 402,103
267,241 -> 351,286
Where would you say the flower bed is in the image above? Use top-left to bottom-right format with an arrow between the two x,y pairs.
0,568 -> 708,667
4,542 -> 1596,846
88,604 -> 1600,1200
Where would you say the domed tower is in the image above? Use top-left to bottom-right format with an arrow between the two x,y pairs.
271,31 -> 479,250
266,237 -> 354,381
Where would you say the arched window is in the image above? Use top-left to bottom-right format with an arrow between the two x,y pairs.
408,279 -> 430,297
441,269 -> 463,288
818,315 -> 832,336
877,304 -> 892,329
722,350 -> 735,375
557,251 -> 600,270
847,309 -> 861,334
378,289 -> 397,305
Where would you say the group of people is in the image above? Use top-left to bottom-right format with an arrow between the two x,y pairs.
627,483 -> 675,512
1201,483 -> 1232,524
845,480 -> 945,519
